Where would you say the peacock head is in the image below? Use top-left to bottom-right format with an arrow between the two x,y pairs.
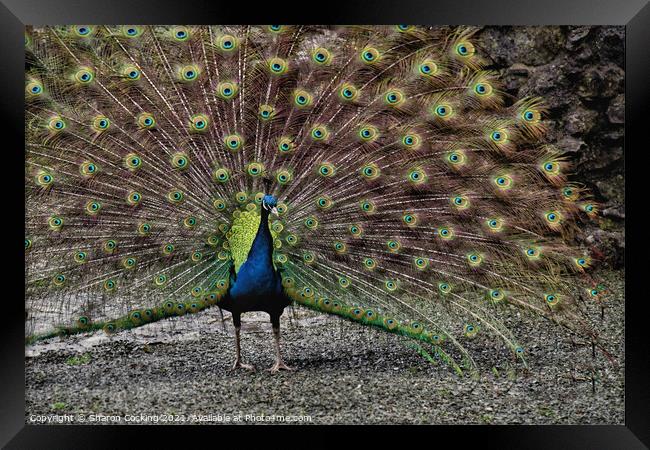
262,194 -> 279,215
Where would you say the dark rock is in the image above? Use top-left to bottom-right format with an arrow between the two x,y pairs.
565,105 -> 599,135
595,175 -> 625,207
602,205 -> 625,220
579,145 -> 623,171
556,136 -> 586,154
478,27 -> 565,67
577,64 -> 625,100
566,26 -> 591,48
603,127 -> 624,141
591,26 -> 625,68
585,229 -> 625,268
503,64 -> 532,92
607,94 -> 625,124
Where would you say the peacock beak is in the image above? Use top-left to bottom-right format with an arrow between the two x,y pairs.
271,207 -> 279,216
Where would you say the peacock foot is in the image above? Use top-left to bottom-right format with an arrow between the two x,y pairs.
231,360 -> 256,372
268,360 -> 294,373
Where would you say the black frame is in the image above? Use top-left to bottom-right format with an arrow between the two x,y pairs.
2,0 -> 645,447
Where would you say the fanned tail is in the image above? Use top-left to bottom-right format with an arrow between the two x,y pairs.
25,25 -> 606,373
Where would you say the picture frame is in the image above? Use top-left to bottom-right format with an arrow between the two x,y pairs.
3,0 -> 645,447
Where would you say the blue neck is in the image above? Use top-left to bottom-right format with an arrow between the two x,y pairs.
229,206 -> 280,300
246,207 -> 274,266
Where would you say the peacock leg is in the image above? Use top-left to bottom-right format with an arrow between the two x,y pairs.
231,313 -> 255,371
269,314 -> 293,373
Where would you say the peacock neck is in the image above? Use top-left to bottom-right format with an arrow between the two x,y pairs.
246,207 -> 274,268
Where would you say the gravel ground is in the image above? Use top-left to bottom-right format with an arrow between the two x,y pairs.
25,269 -> 624,425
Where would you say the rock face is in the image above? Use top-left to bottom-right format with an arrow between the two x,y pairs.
477,26 -> 625,268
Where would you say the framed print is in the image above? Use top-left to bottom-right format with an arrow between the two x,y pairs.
1,0 -> 646,447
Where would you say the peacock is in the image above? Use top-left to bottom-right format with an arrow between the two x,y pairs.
24,25 -> 607,374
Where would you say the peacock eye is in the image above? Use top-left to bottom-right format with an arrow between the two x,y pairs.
455,42 -> 475,57
467,253 -> 482,266
524,110 -> 535,121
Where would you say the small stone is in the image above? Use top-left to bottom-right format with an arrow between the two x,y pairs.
566,26 -> 591,47
602,205 -> 625,220
565,105 -> 599,135
577,64 -> 624,100
503,64 -> 532,92
556,136 -> 586,153
607,94 -> 624,124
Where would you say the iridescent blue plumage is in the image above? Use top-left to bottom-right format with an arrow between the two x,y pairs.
228,195 -> 283,303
